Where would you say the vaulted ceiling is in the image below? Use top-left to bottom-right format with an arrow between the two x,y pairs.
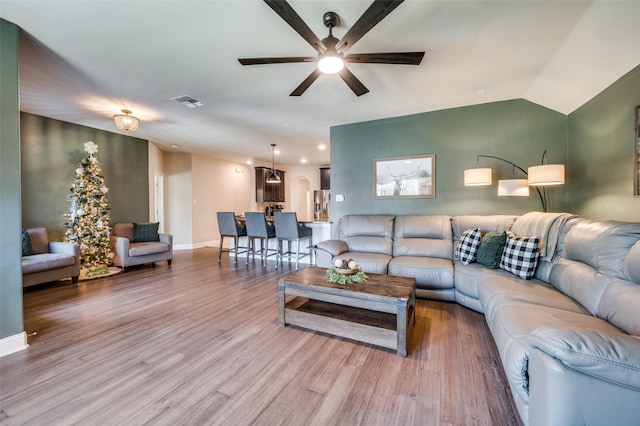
2,1 -> 639,166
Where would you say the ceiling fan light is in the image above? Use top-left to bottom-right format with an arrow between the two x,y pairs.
113,109 -> 140,132
318,54 -> 344,74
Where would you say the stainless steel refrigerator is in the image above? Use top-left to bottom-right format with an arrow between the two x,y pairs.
313,190 -> 330,222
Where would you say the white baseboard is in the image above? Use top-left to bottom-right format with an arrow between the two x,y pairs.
173,240 -> 219,251
0,332 -> 28,357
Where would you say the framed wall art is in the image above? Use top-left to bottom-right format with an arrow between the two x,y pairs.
374,154 -> 435,199
635,105 -> 640,197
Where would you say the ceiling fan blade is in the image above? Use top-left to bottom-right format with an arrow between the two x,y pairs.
290,68 -> 323,96
338,67 -> 369,97
264,0 -> 326,54
345,51 -> 425,65
239,57 -> 317,65
335,0 -> 404,53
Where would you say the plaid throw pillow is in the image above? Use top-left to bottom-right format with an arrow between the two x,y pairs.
455,228 -> 482,265
500,231 -> 539,280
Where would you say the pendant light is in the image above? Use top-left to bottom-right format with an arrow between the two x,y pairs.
266,144 -> 281,184
113,109 -> 140,132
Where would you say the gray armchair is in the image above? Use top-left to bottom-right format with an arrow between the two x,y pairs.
110,223 -> 172,271
22,227 -> 80,286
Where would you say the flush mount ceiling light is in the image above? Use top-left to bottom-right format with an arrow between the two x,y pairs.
113,109 -> 140,132
266,144 -> 281,184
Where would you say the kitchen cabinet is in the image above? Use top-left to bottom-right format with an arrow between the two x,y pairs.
320,167 -> 330,190
255,167 -> 286,202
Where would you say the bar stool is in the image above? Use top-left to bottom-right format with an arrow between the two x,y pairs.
217,212 -> 248,263
244,212 -> 277,266
274,212 -> 312,270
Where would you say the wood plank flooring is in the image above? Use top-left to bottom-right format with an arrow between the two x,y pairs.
0,248 -> 521,425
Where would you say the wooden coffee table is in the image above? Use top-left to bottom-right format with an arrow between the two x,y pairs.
278,267 -> 416,357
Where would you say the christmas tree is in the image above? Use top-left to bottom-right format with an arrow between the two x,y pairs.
64,141 -> 113,275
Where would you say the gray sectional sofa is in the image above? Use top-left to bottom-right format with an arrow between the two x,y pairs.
316,212 -> 640,426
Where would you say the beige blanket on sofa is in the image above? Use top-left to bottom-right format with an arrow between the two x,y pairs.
510,211 -> 578,262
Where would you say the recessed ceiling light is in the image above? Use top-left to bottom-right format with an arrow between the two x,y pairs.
318,144 -> 326,150
170,144 -> 180,148
246,160 -> 252,165
274,149 -> 280,155
301,158 -> 308,164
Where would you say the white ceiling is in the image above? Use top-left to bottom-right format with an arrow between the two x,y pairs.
2,0 -> 640,166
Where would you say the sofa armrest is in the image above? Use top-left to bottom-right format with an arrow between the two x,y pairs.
159,233 -> 173,247
49,241 -> 80,258
529,326 -> 640,389
316,239 -> 348,257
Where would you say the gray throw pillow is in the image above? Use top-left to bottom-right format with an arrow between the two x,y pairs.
476,231 -> 507,269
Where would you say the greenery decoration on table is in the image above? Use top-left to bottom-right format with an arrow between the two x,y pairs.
326,268 -> 368,284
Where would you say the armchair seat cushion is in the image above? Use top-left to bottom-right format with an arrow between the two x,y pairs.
128,241 -> 171,257
22,253 -> 76,275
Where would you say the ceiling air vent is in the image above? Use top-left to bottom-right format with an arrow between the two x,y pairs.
170,95 -> 206,108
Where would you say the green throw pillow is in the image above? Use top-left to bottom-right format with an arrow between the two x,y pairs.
133,222 -> 160,242
22,228 -> 35,256
476,231 -> 507,269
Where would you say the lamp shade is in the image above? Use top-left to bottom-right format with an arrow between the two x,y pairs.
464,168 -> 492,186
113,109 -> 140,132
528,164 -> 565,186
498,179 -> 530,196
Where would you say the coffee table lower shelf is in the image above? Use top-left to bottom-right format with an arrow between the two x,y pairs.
283,297 -> 413,356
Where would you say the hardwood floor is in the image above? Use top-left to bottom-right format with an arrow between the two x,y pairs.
1,248 -> 521,425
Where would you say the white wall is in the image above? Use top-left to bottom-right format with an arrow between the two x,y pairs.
192,155 -> 252,247
163,152 -> 193,247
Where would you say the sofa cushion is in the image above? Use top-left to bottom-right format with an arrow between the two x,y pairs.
500,232 -> 539,280
487,301 -> 622,422
598,241 -> 640,335
477,231 -> 506,269
388,256 -> 454,290
128,241 -> 170,257
562,220 -> 640,277
454,228 -> 481,265
113,223 -> 135,241
479,274 -> 589,326
26,227 -> 50,254
393,215 -> 453,262
133,222 -> 160,242
550,220 -> 640,316
335,215 -> 395,256
22,228 -> 35,256
22,253 -> 76,275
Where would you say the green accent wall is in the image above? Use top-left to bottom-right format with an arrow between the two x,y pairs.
567,64 -> 640,221
0,19 -> 23,340
330,99 -> 568,221
21,112 -> 150,241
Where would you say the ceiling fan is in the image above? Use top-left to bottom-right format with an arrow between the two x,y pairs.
238,0 -> 425,97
